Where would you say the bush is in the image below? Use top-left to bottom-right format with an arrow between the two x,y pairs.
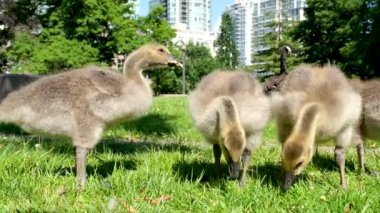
6,32 -> 99,74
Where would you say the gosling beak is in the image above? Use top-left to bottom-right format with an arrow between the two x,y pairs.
228,161 -> 240,180
168,57 -> 183,68
282,172 -> 297,190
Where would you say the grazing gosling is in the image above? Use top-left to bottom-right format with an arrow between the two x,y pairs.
189,71 -> 270,186
0,43 -> 182,188
349,79 -> 380,171
0,73 -> 41,102
270,65 -> 362,189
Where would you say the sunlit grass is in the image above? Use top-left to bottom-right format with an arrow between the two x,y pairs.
0,96 -> 379,211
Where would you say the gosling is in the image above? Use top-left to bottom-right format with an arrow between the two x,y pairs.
188,71 -> 270,186
269,65 -> 362,189
349,79 -> 380,172
0,43 -> 182,187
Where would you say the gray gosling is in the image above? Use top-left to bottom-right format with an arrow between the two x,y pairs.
349,79 -> 380,172
0,73 -> 41,102
188,71 -> 270,186
0,43 -> 182,188
270,65 -> 362,189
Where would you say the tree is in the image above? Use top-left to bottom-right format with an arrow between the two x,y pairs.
185,42 -> 217,89
136,5 -> 176,44
40,0 -> 137,61
353,0 -> 380,78
290,0 -> 380,78
2,0 -> 177,75
6,32 -> 99,74
292,0 -> 358,63
0,0 -> 42,72
250,3 -> 304,75
214,12 -> 239,69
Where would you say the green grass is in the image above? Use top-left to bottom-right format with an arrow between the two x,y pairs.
0,96 -> 379,212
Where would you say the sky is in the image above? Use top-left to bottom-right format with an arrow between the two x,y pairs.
139,0 -> 235,31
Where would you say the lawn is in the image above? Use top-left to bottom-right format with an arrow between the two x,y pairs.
0,96 -> 379,212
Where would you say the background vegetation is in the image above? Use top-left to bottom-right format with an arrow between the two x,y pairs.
2,0 -> 379,95
252,0 -> 380,78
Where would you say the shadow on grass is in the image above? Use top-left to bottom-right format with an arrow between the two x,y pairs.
94,139 -> 193,155
0,113 -> 178,138
312,153 -> 356,172
119,113 -> 177,137
55,159 -> 137,179
0,111 -> 192,156
251,152 -> 359,190
252,162 -> 312,192
0,135 -> 194,155
0,123 -> 28,135
252,162 -> 282,187
172,160 -> 234,190
172,160 -> 229,183
1,134 -> 195,180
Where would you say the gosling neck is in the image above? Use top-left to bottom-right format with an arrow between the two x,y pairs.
123,51 -> 148,80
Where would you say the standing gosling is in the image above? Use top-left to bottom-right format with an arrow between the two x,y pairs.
270,65 -> 362,189
189,71 -> 270,186
349,79 -> 380,171
0,43 -> 182,188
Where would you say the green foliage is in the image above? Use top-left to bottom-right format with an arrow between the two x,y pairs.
147,67 -> 184,95
292,0 -> 357,64
6,32 -> 99,74
136,5 -> 176,44
2,1 -> 177,75
214,12 -> 239,69
148,42 -> 217,95
291,0 -> 380,78
184,42 -> 217,90
354,0 -> 380,78
41,0 -> 137,61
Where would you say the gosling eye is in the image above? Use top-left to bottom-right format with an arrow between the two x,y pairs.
295,161 -> 303,170
158,48 -> 165,53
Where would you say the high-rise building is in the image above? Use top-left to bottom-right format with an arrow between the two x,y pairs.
252,0 -> 306,53
226,0 -> 253,66
149,0 -> 211,32
227,0 -> 306,66
149,0 -> 216,56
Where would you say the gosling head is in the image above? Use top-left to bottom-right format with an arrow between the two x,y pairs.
220,125 -> 246,179
281,134 -> 314,190
137,43 -> 183,70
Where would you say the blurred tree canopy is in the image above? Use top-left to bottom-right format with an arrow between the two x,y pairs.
185,42 -> 216,90
214,12 -> 239,69
0,1 -> 177,74
291,0 -> 380,78
0,1 -> 218,94
3,0 -> 379,93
